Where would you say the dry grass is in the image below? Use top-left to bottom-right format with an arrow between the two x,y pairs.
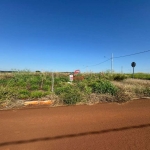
0,73 -> 14,79
111,78 -> 150,100
112,78 -> 150,89
122,78 -> 150,85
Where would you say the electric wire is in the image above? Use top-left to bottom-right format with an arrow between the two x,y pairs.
85,49 -> 150,68
90,58 -> 111,67
114,49 -> 150,59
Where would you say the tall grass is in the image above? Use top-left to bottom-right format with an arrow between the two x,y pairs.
0,71 -> 53,103
127,73 -> 150,80
0,71 -> 150,107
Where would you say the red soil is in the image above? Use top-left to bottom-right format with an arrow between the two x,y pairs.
0,99 -> 150,150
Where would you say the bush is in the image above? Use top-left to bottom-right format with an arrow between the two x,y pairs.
55,84 -> 82,105
55,84 -> 71,95
142,87 -> 150,96
61,91 -> 82,105
114,88 -> 132,103
18,89 -> 30,99
0,87 -> 18,102
76,81 -> 92,94
90,79 -> 118,95
113,74 -> 128,81
42,85 -> 50,91
30,85 -> 39,90
30,91 -> 48,98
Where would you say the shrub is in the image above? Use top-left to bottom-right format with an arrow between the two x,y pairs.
55,84 -> 82,105
0,87 -> 18,101
61,90 -> 82,105
30,91 -> 44,98
114,88 -> 132,103
42,85 -> 50,91
142,87 -> 150,96
113,74 -> 128,81
18,89 -> 30,99
30,85 -> 39,90
29,77 -> 41,85
55,84 -> 71,95
76,81 -> 92,94
90,79 -> 118,95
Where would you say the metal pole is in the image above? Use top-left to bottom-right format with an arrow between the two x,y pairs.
121,66 -> 123,74
133,67 -> 134,78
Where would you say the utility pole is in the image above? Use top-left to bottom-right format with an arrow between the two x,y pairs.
121,66 -> 123,74
111,53 -> 113,73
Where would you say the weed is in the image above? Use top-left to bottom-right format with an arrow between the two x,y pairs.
113,74 -> 128,81
90,79 -> 118,95
1,71 -> 150,107
30,91 -> 49,98
18,89 -> 30,99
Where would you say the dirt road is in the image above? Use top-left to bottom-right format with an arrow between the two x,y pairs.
0,99 -> 150,150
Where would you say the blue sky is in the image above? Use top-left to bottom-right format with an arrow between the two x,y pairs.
0,0 -> 150,73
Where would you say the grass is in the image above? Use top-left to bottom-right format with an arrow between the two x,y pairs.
0,71 -> 53,102
0,71 -> 150,107
127,73 -> 150,80
112,78 -> 150,99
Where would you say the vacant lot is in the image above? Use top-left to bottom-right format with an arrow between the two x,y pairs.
1,72 -> 150,108
0,99 -> 150,150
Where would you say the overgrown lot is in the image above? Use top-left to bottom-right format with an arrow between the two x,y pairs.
0,71 -> 150,108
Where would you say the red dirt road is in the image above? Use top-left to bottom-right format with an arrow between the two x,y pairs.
0,99 -> 150,150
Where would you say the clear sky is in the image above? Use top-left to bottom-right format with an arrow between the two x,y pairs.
0,0 -> 150,73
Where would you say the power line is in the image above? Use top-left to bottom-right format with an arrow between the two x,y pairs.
86,49 -> 150,68
90,58 -> 111,67
114,49 -> 150,59
82,58 -> 111,69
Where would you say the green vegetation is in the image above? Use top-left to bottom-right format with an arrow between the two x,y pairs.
127,73 -> 150,80
0,71 -> 150,107
89,80 -> 118,95
0,71 -> 67,103
55,84 -> 83,105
